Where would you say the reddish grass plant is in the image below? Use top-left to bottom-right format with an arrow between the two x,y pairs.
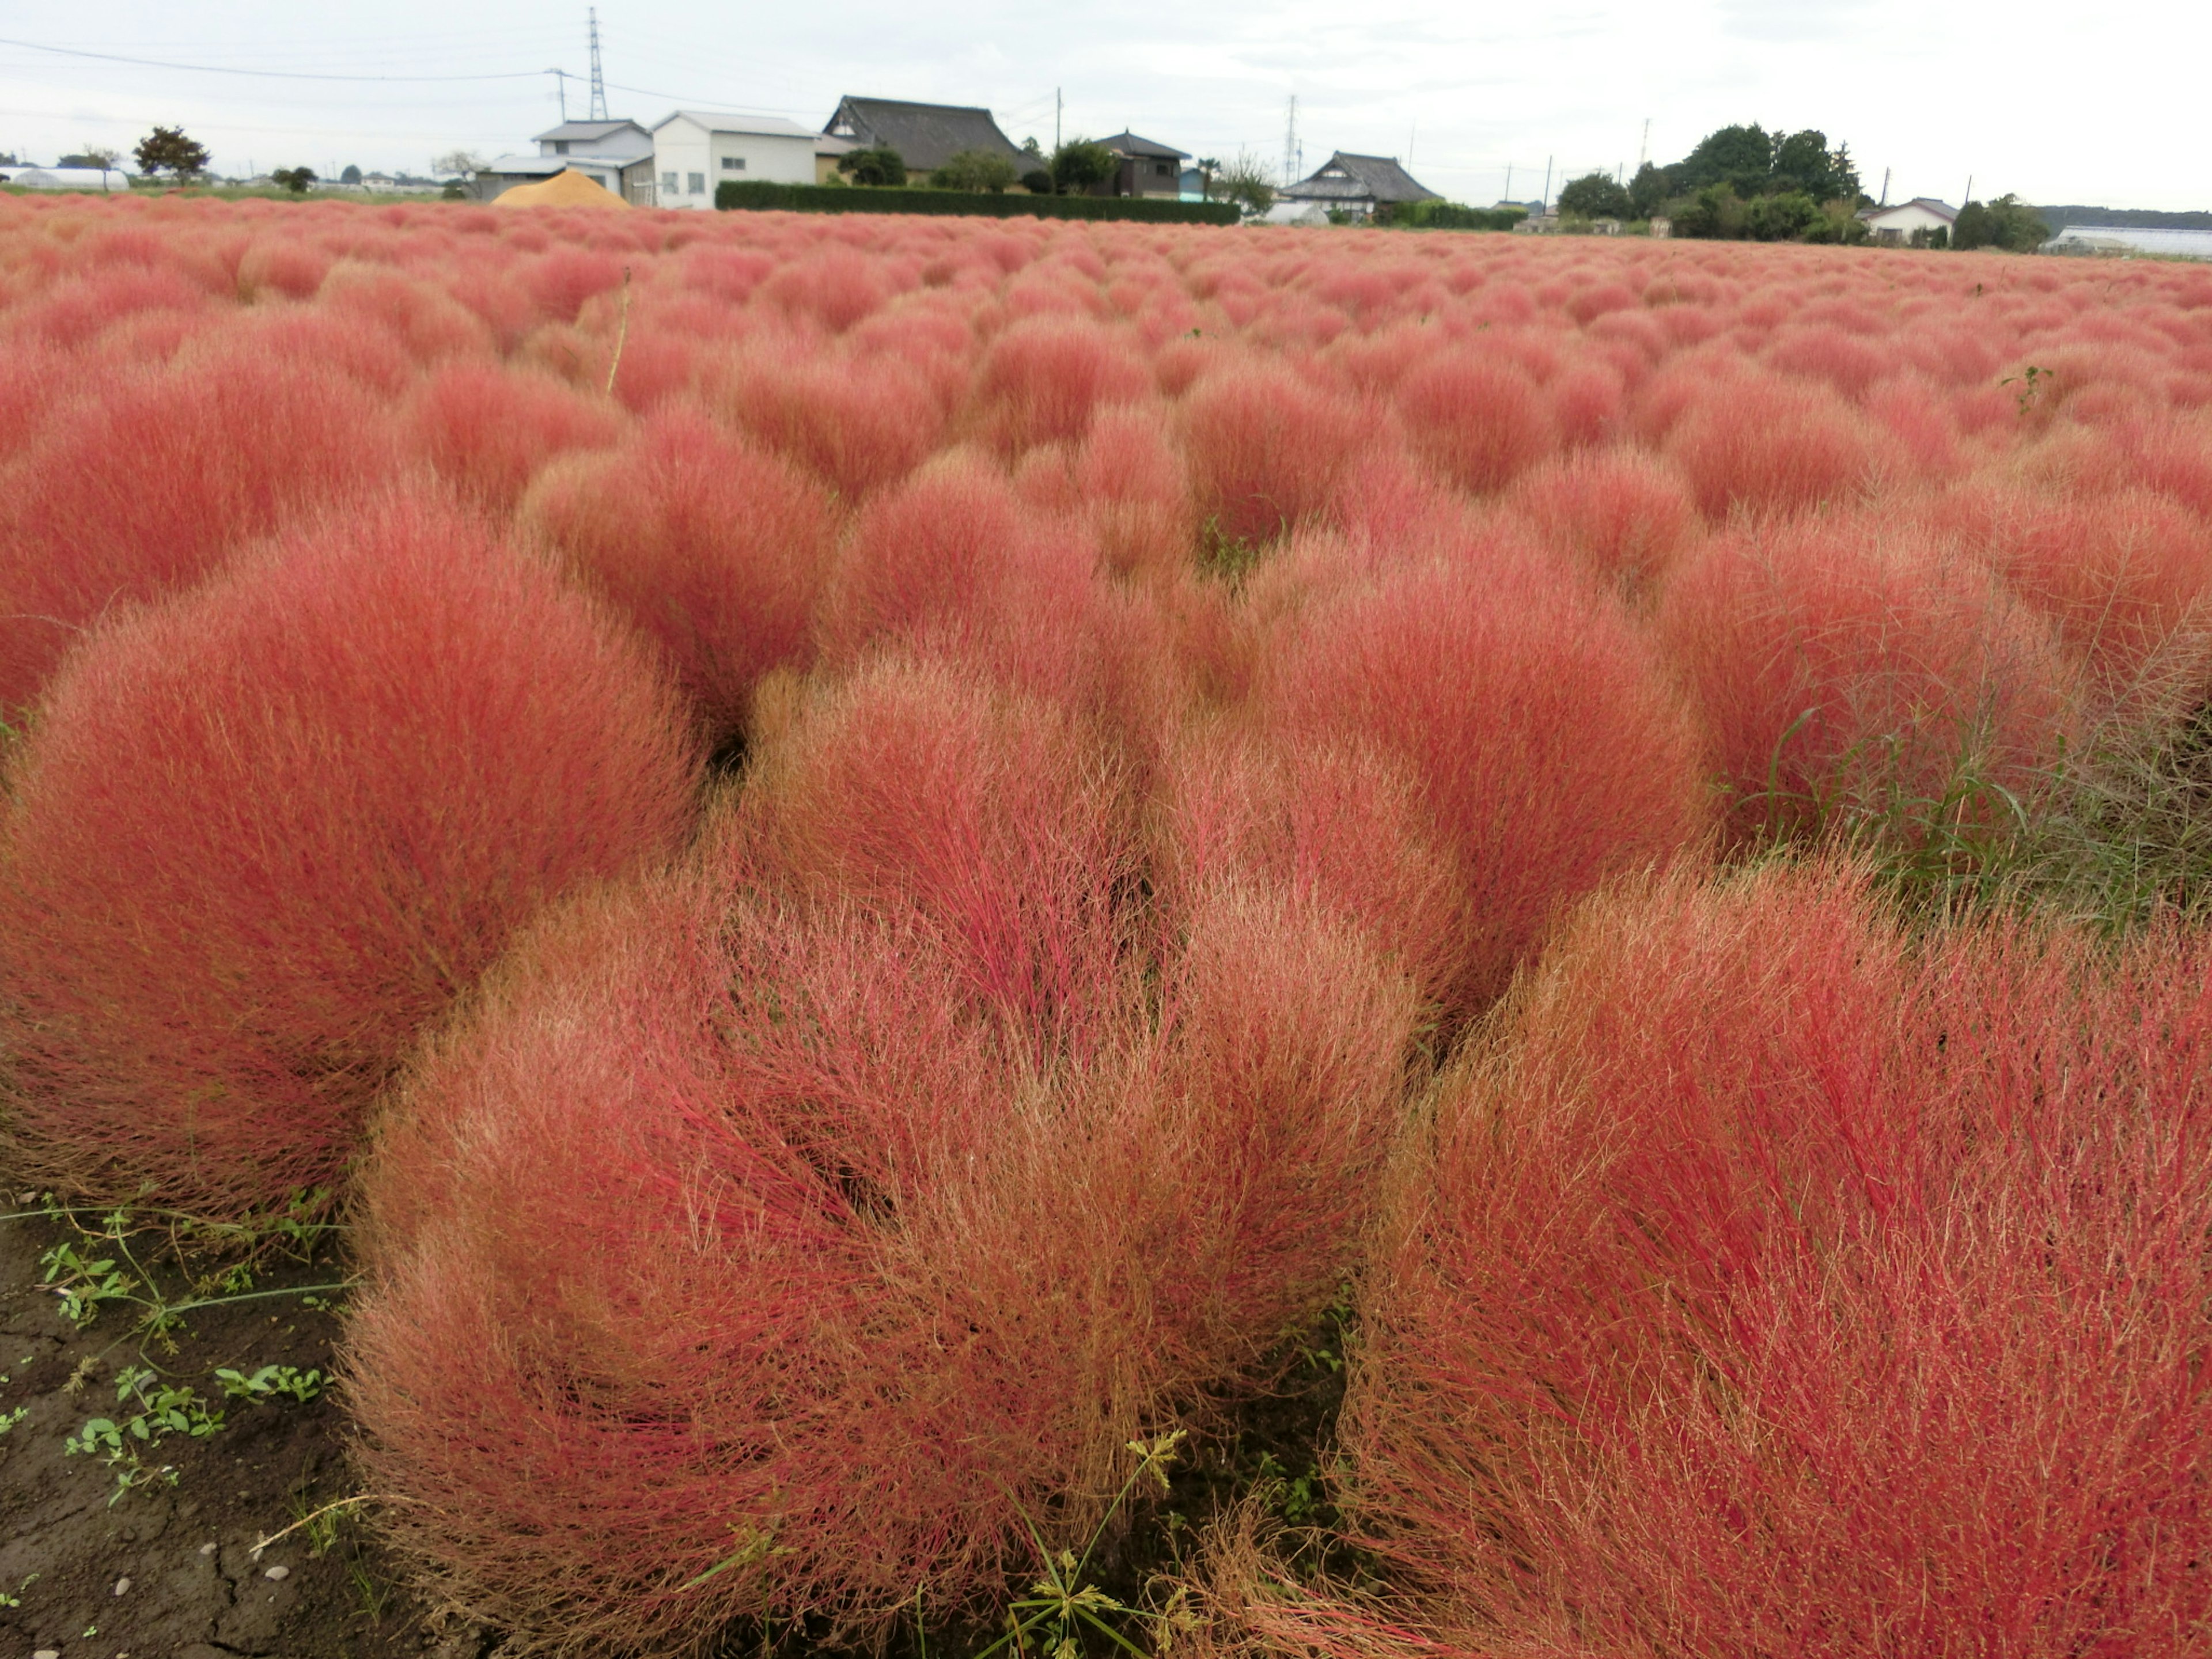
522,410 -> 835,740
348,813 -> 1414,1651
1657,516 -> 2079,847
1343,862 -> 2212,1656
1259,546 -> 1709,1019
0,499 -> 699,1217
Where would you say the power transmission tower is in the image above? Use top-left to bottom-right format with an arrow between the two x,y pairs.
1283,94 -> 1298,187
588,7 -> 608,122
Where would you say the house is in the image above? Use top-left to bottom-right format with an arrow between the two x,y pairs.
1094,132 -> 1190,198
1858,198 -> 1957,246
823,96 -> 1032,177
475,119 -> 656,203
2042,224 -> 2212,262
648,111 -> 824,207
1279,152 -> 1439,220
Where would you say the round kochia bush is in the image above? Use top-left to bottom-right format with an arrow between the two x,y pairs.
0,499 -> 699,1218
347,657 -> 1414,1652
1342,863 -> 2212,1654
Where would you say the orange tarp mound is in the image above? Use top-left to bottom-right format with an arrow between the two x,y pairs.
491,169 -> 628,210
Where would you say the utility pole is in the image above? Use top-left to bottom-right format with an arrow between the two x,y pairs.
1542,154 -> 1552,210
548,67 -> 569,122
1879,166 -> 1889,206
1408,123 -> 1416,169
587,7 -> 608,122
1503,160 -> 1512,203
1638,118 -> 1650,171
1963,173 -> 1974,209
1283,94 -> 1298,188
1055,89 -> 1062,151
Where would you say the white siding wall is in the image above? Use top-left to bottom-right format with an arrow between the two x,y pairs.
652,118 -> 714,209
1864,202 -> 1954,241
649,116 -> 815,207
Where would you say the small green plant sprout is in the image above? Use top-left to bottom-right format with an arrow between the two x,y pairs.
66,1365 -> 224,1505
0,1573 -> 37,1609
971,1429 -> 1190,1659
217,1363 -> 324,1404
40,1233 -> 135,1327
0,1405 -> 27,1437
1999,363 -> 2051,414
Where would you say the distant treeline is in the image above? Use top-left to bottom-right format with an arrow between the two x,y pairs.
2033,205 -> 2212,232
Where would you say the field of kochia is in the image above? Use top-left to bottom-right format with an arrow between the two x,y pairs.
1,189 -> 2209,1655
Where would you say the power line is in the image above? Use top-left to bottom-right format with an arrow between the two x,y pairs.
0,36 -> 547,82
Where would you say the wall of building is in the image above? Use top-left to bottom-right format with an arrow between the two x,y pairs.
651,119 -> 815,208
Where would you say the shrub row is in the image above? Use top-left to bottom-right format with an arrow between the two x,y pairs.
714,179 -> 1241,224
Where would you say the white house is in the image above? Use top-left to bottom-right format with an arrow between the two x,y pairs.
647,111 -> 821,207
1858,198 -> 1957,245
475,119 -> 656,203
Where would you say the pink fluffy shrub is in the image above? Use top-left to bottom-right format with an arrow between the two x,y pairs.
522,410 -> 835,738
1657,517 -> 2078,846
1343,863 -> 2212,1655
0,499 -> 699,1217
1666,372 -> 1880,519
1181,361 -> 1368,545
1396,355 -> 1555,494
406,361 -> 623,515
347,759 -> 1412,1651
974,313 -> 1149,450
1505,446 -> 1701,594
1259,544 -> 1709,1017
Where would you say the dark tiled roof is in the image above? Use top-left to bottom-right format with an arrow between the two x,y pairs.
1100,131 -> 1190,160
1283,151 -> 1440,205
825,96 -> 1029,173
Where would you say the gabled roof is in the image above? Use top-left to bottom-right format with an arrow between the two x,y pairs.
1100,131 -> 1190,161
533,119 -> 649,145
824,96 -> 1028,172
1860,196 -> 1958,224
654,110 -> 820,140
1282,151 -> 1439,206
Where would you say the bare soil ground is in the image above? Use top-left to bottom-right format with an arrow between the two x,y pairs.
0,1206 -> 484,1659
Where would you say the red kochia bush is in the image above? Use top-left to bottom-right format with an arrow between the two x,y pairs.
1396,355 -> 1555,495
1259,546 -> 1708,1019
0,352 -> 400,711
1666,372 -> 1880,520
1180,361 -> 1368,546
349,768 -> 1413,1650
523,410 -> 835,739
0,501 -> 699,1217
1657,517 -> 2077,846
1343,863 -> 2212,1655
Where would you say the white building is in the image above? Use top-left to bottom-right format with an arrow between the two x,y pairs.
647,111 -> 823,207
2042,225 -> 2212,262
1858,198 -> 1958,245
475,119 -> 656,203
0,166 -> 132,192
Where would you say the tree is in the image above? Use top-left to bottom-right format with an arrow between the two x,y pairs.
1020,169 -> 1053,195
1214,151 -> 1275,217
1954,194 -> 2049,252
930,149 -> 1018,192
431,149 -> 487,177
1627,161 -> 1669,219
270,166 -> 317,195
1745,190 -> 1821,241
1196,156 -> 1220,199
134,125 -> 209,182
1049,139 -> 1118,195
1675,183 -> 1749,240
340,164 -> 363,185
838,146 -> 907,187
59,146 -> 119,170
1558,172 -> 1633,220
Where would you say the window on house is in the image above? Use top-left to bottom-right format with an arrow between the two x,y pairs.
722,156 -> 745,171
688,172 -> 706,195
553,140 -> 569,154
1155,161 -> 1172,176
660,171 -> 678,194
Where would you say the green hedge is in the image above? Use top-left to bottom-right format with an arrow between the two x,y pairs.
715,180 -> 1240,225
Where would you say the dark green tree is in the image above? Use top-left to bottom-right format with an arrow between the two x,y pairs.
837,146 -> 907,187
1745,190 -> 1821,240
1954,194 -> 2050,252
340,163 -> 363,185
1020,168 -> 1054,195
1626,161 -> 1669,218
1675,124 -> 1777,195
929,149 -> 1018,192
270,166 -> 317,195
134,125 -> 210,181
1050,139 -> 1118,195
1558,171 -> 1633,219
1675,183 -> 1749,239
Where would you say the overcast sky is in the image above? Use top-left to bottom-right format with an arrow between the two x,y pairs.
1,2 -> 2202,210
